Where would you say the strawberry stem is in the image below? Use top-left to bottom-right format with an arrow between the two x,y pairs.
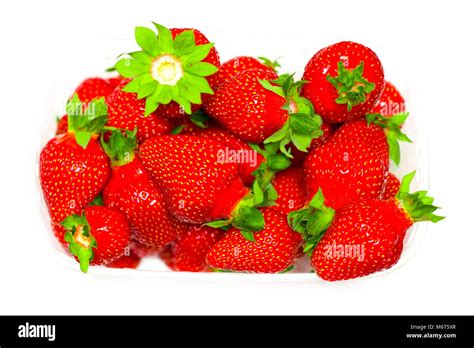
396,171 -> 445,223
62,212 -> 98,273
288,189 -> 335,253
326,61 -> 375,111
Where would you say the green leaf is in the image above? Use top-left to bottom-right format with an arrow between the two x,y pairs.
173,30 -> 196,56
205,220 -> 230,228
252,180 -> 264,205
115,58 -> 147,78
266,154 -> 292,171
190,110 -> 210,129
289,131 -> 312,152
144,97 -> 159,116
258,79 -> 284,97
137,81 -> 158,99
185,43 -> 214,64
233,206 -> 264,232
240,230 -> 256,242
152,22 -> 174,53
135,26 -> 159,56
188,62 -> 219,77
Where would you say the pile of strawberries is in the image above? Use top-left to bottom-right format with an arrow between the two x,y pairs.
39,22 -> 443,281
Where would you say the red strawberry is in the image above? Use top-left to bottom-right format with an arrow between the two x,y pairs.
206,69 -> 287,143
114,23 -> 220,119
73,77 -> 115,103
40,97 -> 111,244
296,173 -> 444,281
62,205 -> 131,273
165,225 -> 224,272
371,81 -> 406,119
102,129 -> 188,248
382,173 -> 401,200
302,41 -> 385,123
140,135 -> 264,232
211,56 -> 277,88
206,208 -> 302,273
106,79 -> 173,143
289,121 -> 334,166
106,249 -> 141,269
271,167 -> 307,215
190,126 -> 264,186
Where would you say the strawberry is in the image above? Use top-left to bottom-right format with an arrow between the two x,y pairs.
73,77 -> 115,103
290,173 -> 443,281
114,23 -> 220,119
106,249 -> 141,269
303,114 -> 411,210
289,121 -> 333,166
106,79 -> 173,143
62,205 -> 131,273
165,225 -> 224,272
140,134 -> 265,233
206,208 -> 302,273
102,129 -> 188,248
40,97 -> 111,243
211,56 -> 277,88
382,173 -> 401,200
190,126 -> 264,186
302,41 -> 385,123
271,167 -> 307,215
207,72 -> 323,166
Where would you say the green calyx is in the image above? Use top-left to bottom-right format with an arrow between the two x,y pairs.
66,94 -> 108,149
287,188 -> 335,253
260,74 -> 324,158
88,194 -> 104,207
61,212 -> 97,273
248,141 -> 292,205
396,171 -> 445,223
366,112 -> 412,166
114,22 -> 218,116
100,128 -> 138,166
326,61 -> 375,111
205,194 -> 265,243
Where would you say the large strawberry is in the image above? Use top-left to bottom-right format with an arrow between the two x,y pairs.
140,134 -> 265,234
371,80 -> 406,118
211,56 -> 277,88
271,167 -> 307,215
114,23 -> 219,119
302,41 -> 385,123
304,113 -> 410,210
62,205 -> 131,273
164,225 -> 224,272
106,79 -> 173,143
40,97 -> 111,243
206,208 -> 302,273
101,129 -> 188,247
207,71 -> 323,153
290,173 -> 443,281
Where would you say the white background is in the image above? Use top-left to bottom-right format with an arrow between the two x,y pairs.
0,0 -> 473,315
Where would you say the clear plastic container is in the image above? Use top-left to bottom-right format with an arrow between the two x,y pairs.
37,56 -> 428,281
